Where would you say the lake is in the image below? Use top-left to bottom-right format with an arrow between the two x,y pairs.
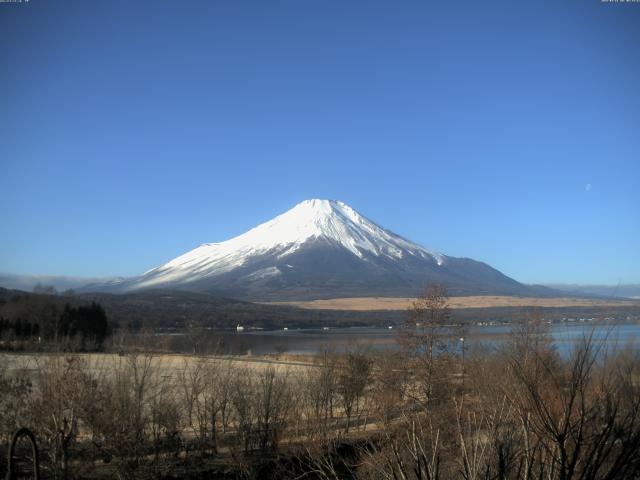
226,323 -> 640,357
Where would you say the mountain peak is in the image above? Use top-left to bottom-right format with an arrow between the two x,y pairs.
222,198 -> 429,258
288,199 -> 350,218
83,199 -> 538,299
132,199 -> 443,290
295,198 -> 341,208
281,199 -> 361,228
262,199 -> 437,261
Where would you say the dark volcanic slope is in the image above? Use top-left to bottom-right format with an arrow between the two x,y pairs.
172,238 -> 557,300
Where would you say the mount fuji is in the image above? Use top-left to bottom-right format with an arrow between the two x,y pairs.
89,199 -> 552,300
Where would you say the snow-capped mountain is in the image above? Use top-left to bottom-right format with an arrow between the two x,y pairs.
91,199 -> 551,299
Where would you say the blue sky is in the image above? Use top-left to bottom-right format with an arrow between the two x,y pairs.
1,0 -> 639,284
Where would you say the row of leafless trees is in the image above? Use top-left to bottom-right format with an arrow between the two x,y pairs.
1,286 -> 639,479
0,347 -> 376,478
356,285 -> 640,480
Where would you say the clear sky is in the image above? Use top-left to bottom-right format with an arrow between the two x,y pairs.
1,0 -> 639,285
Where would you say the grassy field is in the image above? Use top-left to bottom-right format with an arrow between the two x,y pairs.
265,295 -> 640,311
0,352 -> 317,380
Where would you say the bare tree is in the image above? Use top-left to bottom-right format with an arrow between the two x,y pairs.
29,356 -> 92,479
399,283 -> 451,406
255,366 -> 292,451
304,348 -> 339,440
507,308 -> 556,372
507,334 -> 640,480
149,375 -> 181,464
361,412 -> 442,480
370,351 -> 409,427
337,350 -> 372,433
179,357 -> 209,454
84,350 -> 158,478
230,366 -> 256,454
0,357 -> 32,445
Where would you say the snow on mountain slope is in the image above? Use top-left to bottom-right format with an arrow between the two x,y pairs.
88,199 -> 547,299
134,199 -> 444,289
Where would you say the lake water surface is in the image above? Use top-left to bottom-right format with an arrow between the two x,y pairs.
229,323 -> 640,356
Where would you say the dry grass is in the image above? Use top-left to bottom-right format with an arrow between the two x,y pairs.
264,295 -> 640,311
0,352 -> 316,379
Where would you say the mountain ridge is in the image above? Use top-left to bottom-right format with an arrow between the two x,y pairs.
79,199 -> 560,300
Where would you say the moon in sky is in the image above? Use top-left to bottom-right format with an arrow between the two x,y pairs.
585,183 -> 592,192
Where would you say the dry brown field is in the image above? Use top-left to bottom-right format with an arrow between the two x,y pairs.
264,295 -> 640,311
0,352 -> 317,379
